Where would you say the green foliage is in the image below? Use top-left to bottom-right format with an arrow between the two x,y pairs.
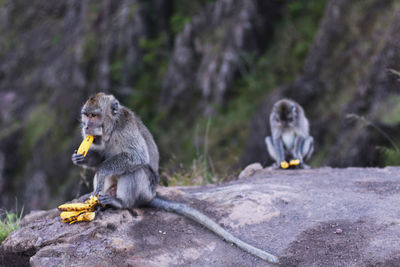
164,118 -> 216,186
0,209 -> 23,243
125,35 -> 169,125
139,35 -> 168,64
169,0 -> 215,35
23,104 -> 55,152
376,95 -> 400,125
110,59 -> 123,85
383,148 -> 400,166
170,14 -> 190,35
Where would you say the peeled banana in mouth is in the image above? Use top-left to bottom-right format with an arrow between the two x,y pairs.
77,135 -> 94,157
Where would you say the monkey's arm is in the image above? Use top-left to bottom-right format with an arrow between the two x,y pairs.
72,150 -> 104,169
290,135 -> 314,169
272,137 -> 287,168
292,136 -> 304,162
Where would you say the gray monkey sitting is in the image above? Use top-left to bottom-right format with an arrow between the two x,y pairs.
72,93 -> 278,263
265,99 -> 314,169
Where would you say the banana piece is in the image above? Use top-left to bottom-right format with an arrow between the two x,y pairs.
60,211 -> 96,224
58,195 -> 98,212
58,202 -> 94,212
74,211 -> 95,223
280,161 -> 289,169
289,159 -> 300,166
60,211 -> 85,224
77,135 -> 94,157
59,195 -> 99,223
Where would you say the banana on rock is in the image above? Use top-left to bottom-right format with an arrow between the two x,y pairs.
58,195 -> 99,224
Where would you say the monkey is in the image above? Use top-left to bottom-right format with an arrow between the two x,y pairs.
71,93 -> 278,264
265,99 -> 314,169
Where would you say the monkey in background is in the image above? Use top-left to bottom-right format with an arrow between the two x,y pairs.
71,93 -> 278,263
265,99 -> 314,169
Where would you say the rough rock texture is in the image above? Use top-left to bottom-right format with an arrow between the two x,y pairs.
238,162 -> 263,179
160,0 -> 283,114
241,0 -> 400,168
2,167 -> 400,266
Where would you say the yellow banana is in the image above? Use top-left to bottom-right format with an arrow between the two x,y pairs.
58,195 -> 99,212
289,159 -> 300,166
60,211 -> 96,224
74,211 -> 95,223
58,202 -> 94,212
280,161 -> 289,169
77,135 -> 94,157
60,211 -> 85,223
59,195 -> 99,223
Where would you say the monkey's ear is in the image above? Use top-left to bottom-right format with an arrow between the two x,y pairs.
111,101 -> 119,116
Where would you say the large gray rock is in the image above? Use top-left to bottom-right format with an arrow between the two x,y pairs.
2,167 -> 400,266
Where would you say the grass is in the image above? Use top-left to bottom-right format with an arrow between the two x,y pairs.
162,118 -> 217,186
0,208 -> 24,243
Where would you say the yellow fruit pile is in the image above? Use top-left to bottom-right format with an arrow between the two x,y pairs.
58,195 -> 99,224
280,159 -> 301,169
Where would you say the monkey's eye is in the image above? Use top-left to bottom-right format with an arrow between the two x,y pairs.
88,114 -> 98,119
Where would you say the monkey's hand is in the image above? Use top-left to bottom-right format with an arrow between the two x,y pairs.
280,161 -> 289,169
289,159 -> 301,166
72,150 -> 87,166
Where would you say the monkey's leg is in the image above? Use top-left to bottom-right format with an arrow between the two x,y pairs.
292,136 -> 314,168
292,137 -> 305,164
93,173 -> 114,195
266,136 -> 288,168
265,136 -> 279,163
99,169 -> 155,209
302,136 -> 314,161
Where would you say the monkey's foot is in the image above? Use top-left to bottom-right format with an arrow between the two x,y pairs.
280,161 -> 289,169
98,195 -> 125,209
289,159 -> 301,166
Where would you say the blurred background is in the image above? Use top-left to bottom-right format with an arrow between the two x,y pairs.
1,0 -> 400,213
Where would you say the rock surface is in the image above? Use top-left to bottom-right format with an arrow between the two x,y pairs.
238,162 -> 263,179
2,167 -> 400,266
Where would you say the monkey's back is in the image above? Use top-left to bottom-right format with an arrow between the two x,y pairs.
135,115 -> 159,173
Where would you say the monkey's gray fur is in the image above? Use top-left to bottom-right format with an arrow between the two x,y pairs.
265,98 -> 314,169
72,93 -> 278,264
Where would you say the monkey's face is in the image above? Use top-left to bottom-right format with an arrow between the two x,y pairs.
81,108 -> 104,143
81,93 -> 120,145
272,101 -> 298,128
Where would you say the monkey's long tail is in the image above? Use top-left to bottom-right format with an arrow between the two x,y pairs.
148,197 -> 279,264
